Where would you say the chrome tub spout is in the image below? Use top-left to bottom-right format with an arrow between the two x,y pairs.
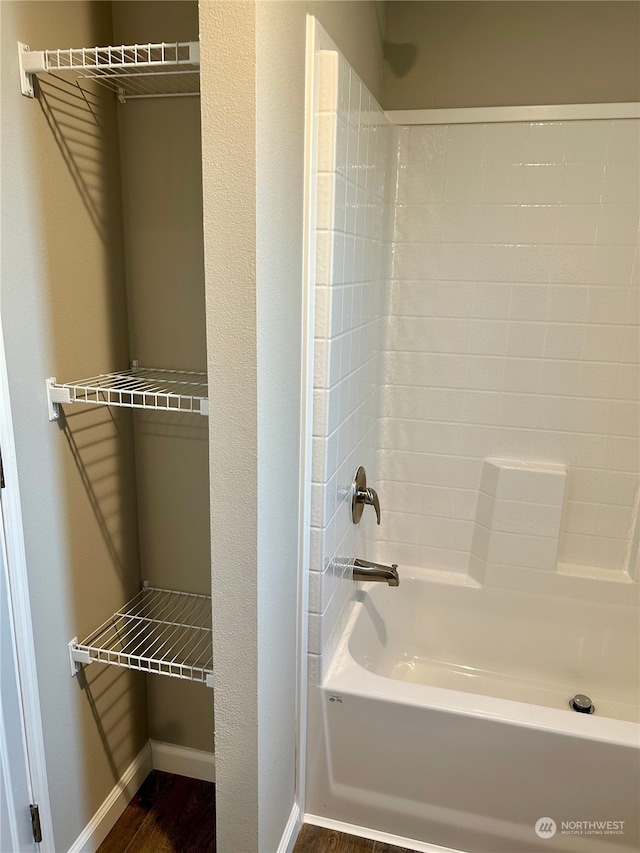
353,558 -> 399,587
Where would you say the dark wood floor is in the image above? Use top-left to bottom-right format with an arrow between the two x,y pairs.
97,771 -> 215,853
98,771 -> 410,853
294,824 -> 413,853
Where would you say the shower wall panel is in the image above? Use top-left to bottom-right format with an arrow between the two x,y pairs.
308,46 -> 391,683
378,119 -> 639,577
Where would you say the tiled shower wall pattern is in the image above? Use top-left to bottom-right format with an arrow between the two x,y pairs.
308,50 -> 391,683
377,119 -> 639,577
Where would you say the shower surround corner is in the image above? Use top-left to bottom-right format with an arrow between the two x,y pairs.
306,26 -> 393,686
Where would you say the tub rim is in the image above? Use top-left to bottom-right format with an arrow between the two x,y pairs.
323,583 -> 640,751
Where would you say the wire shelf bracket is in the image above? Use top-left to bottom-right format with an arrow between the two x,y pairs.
46,365 -> 208,420
18,40 -> 200,101
69,585 -> 214,688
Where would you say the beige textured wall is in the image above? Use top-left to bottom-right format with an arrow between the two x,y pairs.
382,1 -> 640,110
200,3 -> 259,850
0,2 -> 147,849
200,1 -> 385,850
255,4 -> 307,849
309,0 -> 386,98
112,0 -> 213,753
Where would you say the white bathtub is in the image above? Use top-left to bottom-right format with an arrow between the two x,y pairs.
306,567 -> 640,853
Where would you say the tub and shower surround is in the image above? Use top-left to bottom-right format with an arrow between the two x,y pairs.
377,119 -> 640,584
307,42 -> 392,685
305,97 -> 640,852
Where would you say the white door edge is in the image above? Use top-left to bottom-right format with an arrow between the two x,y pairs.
0,317 -> 55,851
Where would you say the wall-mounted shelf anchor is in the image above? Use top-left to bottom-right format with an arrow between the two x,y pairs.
46,377 -> 72,421
69,637 -> 90,677
18,42 -> 40,98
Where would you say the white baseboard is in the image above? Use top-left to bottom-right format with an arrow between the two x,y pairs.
303,813 -> 468,853
277,803 -> 302,853
67,739 -> 216,853
150,739 -> 215,783
68,743 -> 152,853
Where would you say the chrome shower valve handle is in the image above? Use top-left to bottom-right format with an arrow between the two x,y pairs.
358,486 -> 380,524
351,466 -> 381,525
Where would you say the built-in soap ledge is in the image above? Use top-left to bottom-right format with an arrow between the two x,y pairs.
557,562 -> 637,583
481,562 -> 640,608
470,458 -> 566,583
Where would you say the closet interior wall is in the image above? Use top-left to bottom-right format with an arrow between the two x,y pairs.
1,2 -> 147,849
112,0 -> 212,755
2,1 -> 210,847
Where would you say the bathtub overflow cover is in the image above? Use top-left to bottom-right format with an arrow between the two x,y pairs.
570,694 -> 594,714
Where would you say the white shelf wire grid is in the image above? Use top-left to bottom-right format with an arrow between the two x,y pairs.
47,367 -> 208,419
19,41 -> 200,101
71,587 -> 213,687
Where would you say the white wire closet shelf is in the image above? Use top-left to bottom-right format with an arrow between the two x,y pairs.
46,366 -> 209,420
18,41 -> 200,101
69,586 -> 214,688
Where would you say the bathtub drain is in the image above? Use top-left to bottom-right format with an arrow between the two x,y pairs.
570,694 -> 595,714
